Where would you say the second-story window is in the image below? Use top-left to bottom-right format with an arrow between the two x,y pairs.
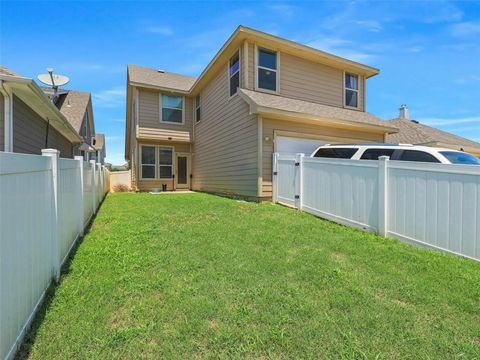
229,51 -> 240,96
257,48 -> 277,92
161,95 -> 183,123
195,95 -> 201,122
345,73 -> 359,108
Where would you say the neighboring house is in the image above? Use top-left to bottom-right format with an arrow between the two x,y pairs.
92,134 -> 106,164
0,66 -> 82,157
387,105 -> 480,157
42,87 -> 106,163
125,26 -> 398,199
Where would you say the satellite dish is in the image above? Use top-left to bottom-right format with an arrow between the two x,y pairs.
37,68 -> 70,88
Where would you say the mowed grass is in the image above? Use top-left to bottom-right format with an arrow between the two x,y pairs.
20,193 -> 480,359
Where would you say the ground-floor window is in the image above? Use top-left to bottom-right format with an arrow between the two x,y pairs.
140,145 -> 173,180
141,146 -> 156,179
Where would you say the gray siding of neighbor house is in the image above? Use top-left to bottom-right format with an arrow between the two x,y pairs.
192,57 -> 259,197
12,95 -> 74,158
0,95 -> 4,151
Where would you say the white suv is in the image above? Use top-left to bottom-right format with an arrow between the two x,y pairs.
311,144 -> 480,165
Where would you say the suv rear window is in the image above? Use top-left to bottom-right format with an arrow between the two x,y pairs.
440,151 -> 480,165
398,150 -> 440,163
360,149 -> 395,160
313,148 -> 358,159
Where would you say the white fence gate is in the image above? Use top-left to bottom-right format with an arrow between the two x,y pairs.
273,153 -> 480,262
0,150 -> 109,360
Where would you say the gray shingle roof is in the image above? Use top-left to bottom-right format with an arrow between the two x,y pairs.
53,90 -> 91,133
238,88 -> 396,131
0,66 -> 21,77
127,64 -> 196,92
386,118 -> 480,151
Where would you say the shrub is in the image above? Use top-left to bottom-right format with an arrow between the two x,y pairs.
112,184 -> 131,192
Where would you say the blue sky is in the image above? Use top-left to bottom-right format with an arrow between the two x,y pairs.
1,0 -> 479,165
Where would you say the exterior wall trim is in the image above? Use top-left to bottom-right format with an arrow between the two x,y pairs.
257,115 -> 263,197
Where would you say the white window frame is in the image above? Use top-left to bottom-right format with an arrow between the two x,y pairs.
344,72 -> 359,109
255,46 -> 279,94
195,94 -> 201,122
159,94 -> 185,124
140,145 -> 157,180
158,146 -> 174,179
228,50 -> 241,97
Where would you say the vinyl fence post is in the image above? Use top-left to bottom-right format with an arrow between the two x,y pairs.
75,156 -> 84,236
295,153 -> 304,210
90,160 -> 97,214
378,156 -> 389,237
272,152 -> 279,203
42,149 -> 61,282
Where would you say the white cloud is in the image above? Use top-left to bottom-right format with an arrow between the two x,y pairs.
145,25 -> 173,35
355,20 -> 382,32
421,116 -> 480,127
450,21 -> 480,37
93,86 -> 125,108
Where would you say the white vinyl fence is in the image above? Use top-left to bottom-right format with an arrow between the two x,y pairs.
273,153 -> 480,262
0,150 -> 109,360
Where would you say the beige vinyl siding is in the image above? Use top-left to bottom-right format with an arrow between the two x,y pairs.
261,118 -> 384,197
0,94 -> 4,151
12,95 -> 74,158
247,43 -> 365,111
193,60 -> 259,197
137,88 -> 193,141
136,141 -> 191,192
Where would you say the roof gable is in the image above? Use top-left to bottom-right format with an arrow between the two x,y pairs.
127,64 -> 196,92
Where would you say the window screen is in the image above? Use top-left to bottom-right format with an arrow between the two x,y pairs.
229,52 -> 240,96
257,48 -> 277,91
141,146 -> 156,179
161,95 -> 183,123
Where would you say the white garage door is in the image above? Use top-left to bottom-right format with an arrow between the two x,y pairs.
275,136 -> 329,156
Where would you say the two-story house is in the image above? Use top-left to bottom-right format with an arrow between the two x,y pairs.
125,26 -> 398,200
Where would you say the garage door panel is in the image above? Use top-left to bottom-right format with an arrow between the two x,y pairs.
275,136 -> 329,156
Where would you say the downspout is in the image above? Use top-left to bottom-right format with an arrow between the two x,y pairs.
0,80 -> 13,151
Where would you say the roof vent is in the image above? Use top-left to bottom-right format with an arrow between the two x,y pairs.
399,104 -> 409,120
157,69 -> 165,73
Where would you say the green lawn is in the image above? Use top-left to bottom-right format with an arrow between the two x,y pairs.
20,193 -> 480,359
